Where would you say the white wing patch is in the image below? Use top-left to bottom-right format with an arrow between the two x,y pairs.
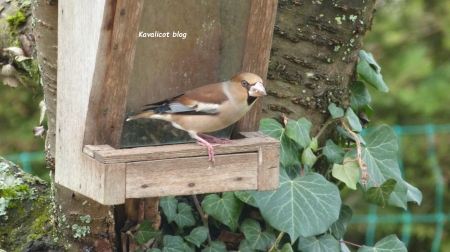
169,102 -> 221,114
195,102 -> 221,113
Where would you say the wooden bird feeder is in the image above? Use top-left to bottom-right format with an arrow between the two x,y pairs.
56,0 -> 279,205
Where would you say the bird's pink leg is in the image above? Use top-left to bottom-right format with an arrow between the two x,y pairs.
192,134 -> 219,164
198,133 -> 233,144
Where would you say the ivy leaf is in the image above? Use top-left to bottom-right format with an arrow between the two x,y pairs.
234,191 -> 258,208
260,118 -> 284,138
162,235 -> 185,252
249,169 -> 341,240
238,239 -> 256,252
330,204 -> 353,239
201,192 -> 243,232
341,243 -> 351,252
148,249 -> 161,252
345,107 -> 362,132
328,103 -> 344,119
185,226 -> 208,248
260,118 -> 301,167
356,125 -> 422,209
332,156 -> 360,190
357,50 -> 389,92
173,203 -> 195,228
135,220 -> 161,245
279,243 -> 294,252
337,126 -> 366,145
350,81 -> 371,109
182,243 -> 195,252
357,234 -> 407,252
365,179 -> 398,208
285,117 -> 312,148
298,234 -> 340,252
201,241 -> 227,252
301,147 -> 317,168
160,196 -> 178,223
323,140 -> 344,164
241,219 -> 276,251
309,137 -> 318,152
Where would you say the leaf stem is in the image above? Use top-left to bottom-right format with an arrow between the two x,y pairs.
339,239 -> 362,248
269,231 -> 285,251
315,117 -> 336,140
340,118 -> 368,186
192,194 -> 212,244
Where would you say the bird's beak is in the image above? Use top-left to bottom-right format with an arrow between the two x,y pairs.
249,82 -> 267,97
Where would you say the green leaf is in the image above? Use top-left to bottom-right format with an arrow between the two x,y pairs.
357,50 -> 389,92
136,220 -> 161,245
330,204 -> 353,239
301,147 -> 317,167
350,81 -> 371,109
345,107 -> 362,132
279,243 -> 294,252
298,234 -> 340,252
328,103 -> 344,119
173,203 -> 195,228
356,125 -> 422,209
162,235 -> 185,252
332,156 -> 360,190
285,118 -> 312,148
234,191 -> 258,208
241,219 -> 276,251
260,118 -> 301,167
238,239 -> 256,252
337,126 -> 366,145
365,179 -> 397,208
260,118 -> 284,139
185,226 -> 208,248
148,249 -> 162,252
341,243 -> 351,252
201,241 -> 227,252
357,234 -> 407,252
249,170 -> 341,240
182,242 -> 195,252
309,137 -> 318,151
279,134 -> 302,167
323,140 -> 344,164
160,196 -> 178,223
201,192 -> 243,232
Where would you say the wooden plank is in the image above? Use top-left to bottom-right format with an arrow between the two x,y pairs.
257,144 -> 280,191
126,153 -> 258,198
91,132 -> 278,164
233,0 -> 278,135
83,145 -> 115,157
87,0 -> 145,148
58,154 -> 126,205
56,0 -> 109,197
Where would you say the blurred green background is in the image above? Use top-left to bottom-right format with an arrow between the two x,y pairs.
1,0 -> 449,250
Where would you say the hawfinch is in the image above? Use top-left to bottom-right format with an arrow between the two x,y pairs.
127,72 -> 267,163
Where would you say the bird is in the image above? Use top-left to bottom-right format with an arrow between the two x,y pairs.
126,72 -> 267,164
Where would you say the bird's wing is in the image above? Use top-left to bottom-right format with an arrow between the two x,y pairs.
143,82 -> 229,115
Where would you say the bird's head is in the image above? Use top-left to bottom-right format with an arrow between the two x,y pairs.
231,72 -> 267,98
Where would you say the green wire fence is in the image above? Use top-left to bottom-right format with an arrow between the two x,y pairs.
3,124 -> 450,251
352,124 -> 450,251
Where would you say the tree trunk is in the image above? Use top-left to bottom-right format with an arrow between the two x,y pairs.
33,0 -> 120,250
33,0 -> 376,251
263,0 -> 376,136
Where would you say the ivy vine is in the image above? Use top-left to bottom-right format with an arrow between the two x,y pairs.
131,50 -> 422,252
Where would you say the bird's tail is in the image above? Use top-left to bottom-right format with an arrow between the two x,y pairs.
126,111 -> 155,121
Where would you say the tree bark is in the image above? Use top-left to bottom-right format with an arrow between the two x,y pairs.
263,0 -> 376,137
33,0 -> 120,250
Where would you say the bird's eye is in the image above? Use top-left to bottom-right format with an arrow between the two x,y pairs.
241,80 -> 249,88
